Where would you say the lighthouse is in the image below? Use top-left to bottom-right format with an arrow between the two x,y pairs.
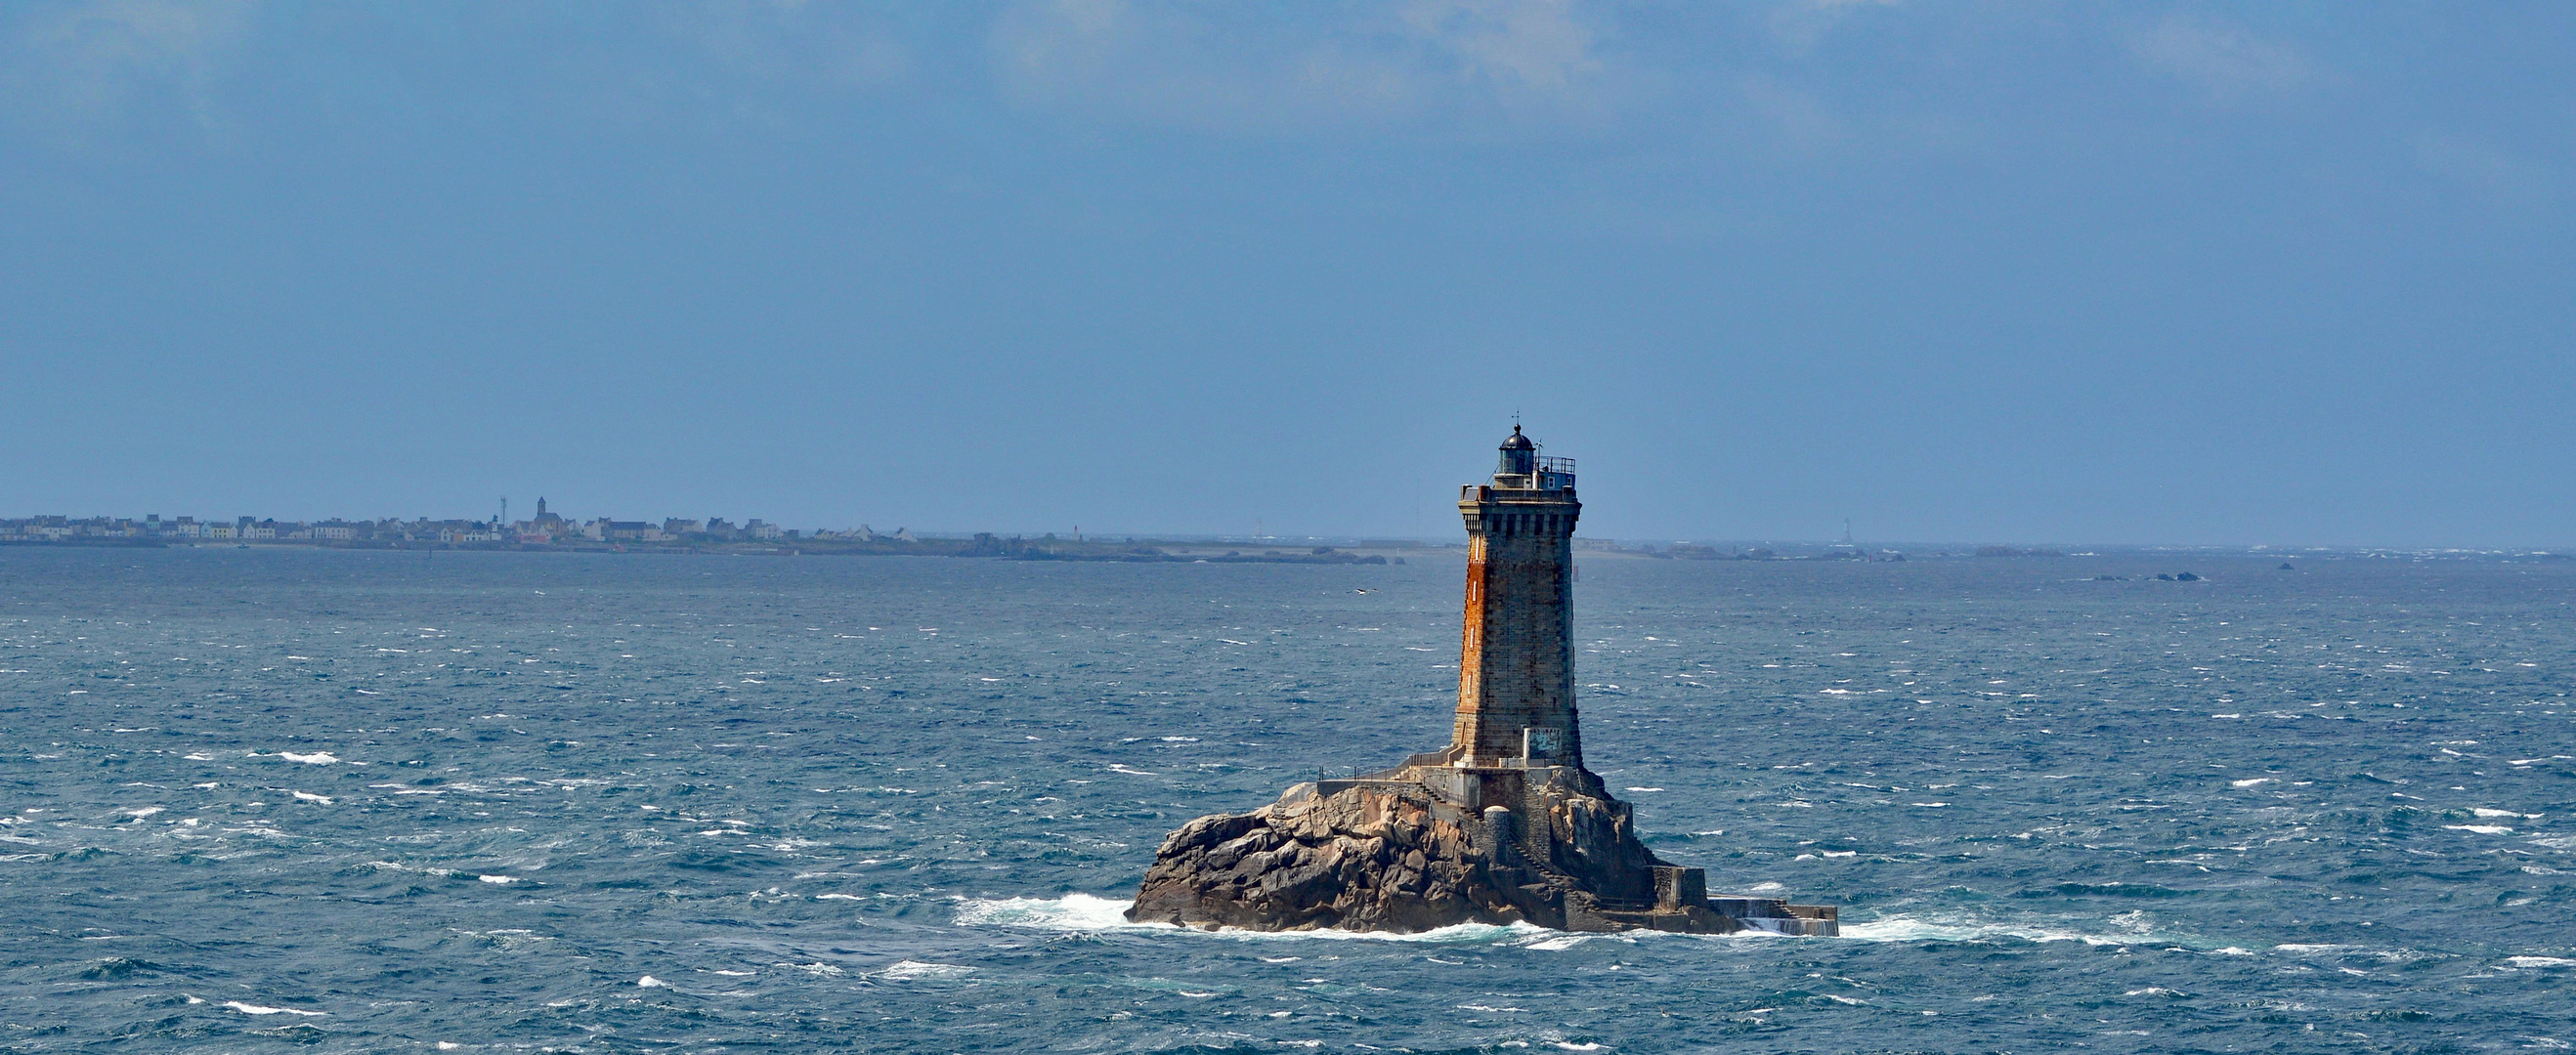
1125,425 -> 1838,936
1451,426 -> 1585,768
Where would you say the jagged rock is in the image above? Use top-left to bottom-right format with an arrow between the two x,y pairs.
1125,769 -> 1739,934
1130,782 -> 1522,932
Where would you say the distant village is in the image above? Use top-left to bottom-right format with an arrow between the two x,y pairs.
0,498 -> 897,547
0,499 -> 1401,563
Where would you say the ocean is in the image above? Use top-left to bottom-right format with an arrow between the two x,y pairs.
2,546 -> 2570,1053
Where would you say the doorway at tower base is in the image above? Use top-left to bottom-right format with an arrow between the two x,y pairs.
1123,758 -> 1838,937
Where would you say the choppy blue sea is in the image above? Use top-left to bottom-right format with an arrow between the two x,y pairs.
3,547 -> 2572,1053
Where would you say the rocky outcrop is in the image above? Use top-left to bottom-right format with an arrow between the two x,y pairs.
1125,771 -> 1744,934
1128,782 -> 1515,932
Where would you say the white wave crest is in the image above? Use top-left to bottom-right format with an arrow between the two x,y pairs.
1841,912 -> 2210,949
954,894 -> 1579,946
953,893 -> 1150,931
878,960 -> 978,981
1842,916 -> 2093,944
223,1001 -> 326,1016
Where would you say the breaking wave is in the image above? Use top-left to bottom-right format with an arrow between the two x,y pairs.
954,894 -> 1620,946
1840,911 -> 2223,950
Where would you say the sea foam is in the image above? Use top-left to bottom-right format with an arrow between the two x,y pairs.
222,1001 -> 326,1016
954,893 -> 1565,945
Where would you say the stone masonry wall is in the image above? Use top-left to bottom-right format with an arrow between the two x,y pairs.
1451,499 -> 1582,765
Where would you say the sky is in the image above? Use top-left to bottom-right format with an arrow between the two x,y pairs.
3,2 -> 2571,547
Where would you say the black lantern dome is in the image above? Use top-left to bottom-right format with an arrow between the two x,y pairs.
1497,425 -> 1537,476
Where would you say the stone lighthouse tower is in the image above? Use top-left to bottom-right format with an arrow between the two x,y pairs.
1451,426 -> 1584,767
1124,425 -> 1839,936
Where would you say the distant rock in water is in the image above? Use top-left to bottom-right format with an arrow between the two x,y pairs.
2175,571 -> 2201,581
2279,563 -> 2296,570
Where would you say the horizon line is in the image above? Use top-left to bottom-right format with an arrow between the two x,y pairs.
0,511 -> 2567,558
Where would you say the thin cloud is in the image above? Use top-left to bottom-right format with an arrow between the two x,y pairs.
2128,13 -> 2322,103
2409,128 -> 2555,208
1767,0 -> 1903,57
4,0 -> 255,138
674,3 -> 913,91
986,0 -> 1620,136
1398,0 -> 1602,94
1736,70 -> 1846,151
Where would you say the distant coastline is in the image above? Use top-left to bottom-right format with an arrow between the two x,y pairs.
0,512 -> 2563,563
0,511 -> 1405,564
